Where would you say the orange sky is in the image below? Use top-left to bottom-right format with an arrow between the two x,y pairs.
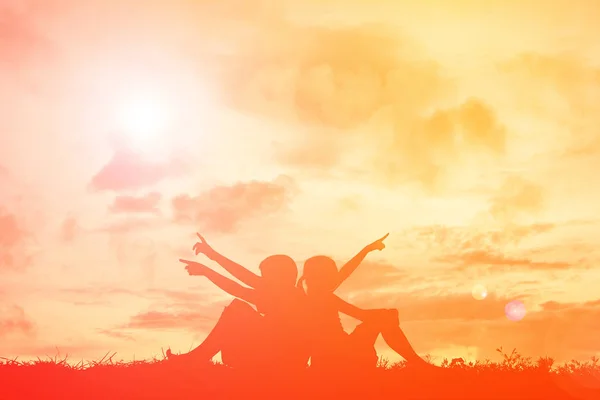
1,0 -> 600,365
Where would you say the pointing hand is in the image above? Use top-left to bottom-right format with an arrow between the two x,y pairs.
179,259 -> 209,276
192,233 -> 215,257
365,233 -> 389,252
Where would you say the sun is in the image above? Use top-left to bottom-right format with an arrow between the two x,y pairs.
115,93 -> 171,150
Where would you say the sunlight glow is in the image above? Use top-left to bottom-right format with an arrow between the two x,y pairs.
472,284 -> 488,300
116,94 -> 171,149
505,300 -> 526,322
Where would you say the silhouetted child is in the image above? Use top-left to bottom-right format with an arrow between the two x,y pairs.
171,254 -> 308,371
299,255 -> 431,372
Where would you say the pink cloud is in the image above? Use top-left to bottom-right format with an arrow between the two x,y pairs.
0,305 -> 34,337
172,175 -> 296,233
0,6 -> 54,67
109,192 -> 161,214
60,217 -> 78,243
0,210 -> 32,271
90,151 -> 185,192
0,211 -> 23,248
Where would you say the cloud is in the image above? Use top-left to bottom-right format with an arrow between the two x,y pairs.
0,211 -> 23,248
401,223 -> 570,272
57,286 -> 226,311
499,52 -> 600,112
122,310 -> 217,332
273,135 -> 343,172
6,341 -> 109,360
336,261 -> 410,294
0,5 -> 54,67
499,53 -> 600,158
377,97 -> 507,189
355,292 -> 514,323
344,288 -> 600,361
89,150 -> 185,192
108,192 -> 161,214
210,23 -> 461,181
60,216 -> 79,243
408,297 -> 600,362
217,24 -> 448,129
97,217 -> 160,235
0,164 -> 8,179
0,304 -> 34,337
172,175 -> 296,233
97,328 -> 135,342
145,288 -> 213,305
0,209 -> 33,271
337,195 -> 362,212
59,287 -> 138,299
540,298 -> 600,312
206,19 -> 509,188
489,176 -> 544,221
406,223 -> 555,253
566,135 -> 600,158
435,249 -> 572,271
110,237 -> 158,284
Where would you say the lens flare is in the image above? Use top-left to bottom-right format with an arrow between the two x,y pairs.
471,284 -> 488,300
505,300 -> 526,321
116,93 -> 171,151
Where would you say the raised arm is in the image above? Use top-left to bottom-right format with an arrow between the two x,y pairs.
333,294 -> 370,321
333,295 -> 394,324
334,233 -> 389,291
180,259 -> 257,305
192,233 -> 262,288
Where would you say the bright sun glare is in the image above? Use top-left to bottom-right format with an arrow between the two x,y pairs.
116,94 -> 171,149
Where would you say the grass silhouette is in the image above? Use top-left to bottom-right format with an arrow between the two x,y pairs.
2,348 -> 599,399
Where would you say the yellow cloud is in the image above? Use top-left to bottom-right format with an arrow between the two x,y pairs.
489,176 -> 544,222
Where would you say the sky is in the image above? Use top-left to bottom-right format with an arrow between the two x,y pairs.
1,0 -> 600,365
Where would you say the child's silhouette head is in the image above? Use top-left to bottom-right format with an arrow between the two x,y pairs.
259,254 -> 298,288
300,255 -> 338,294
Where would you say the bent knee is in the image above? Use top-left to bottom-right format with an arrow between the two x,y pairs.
223,299 -> 256,317
353,322 -> 382,341
225,299 -> 254,310
388,309 -> 400,325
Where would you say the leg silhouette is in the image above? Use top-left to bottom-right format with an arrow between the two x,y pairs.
379,310 -> 429,366
169,299 -> 262,367
348,322 -> 380,367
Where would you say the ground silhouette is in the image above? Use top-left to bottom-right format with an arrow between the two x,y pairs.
2,349 -> 600,399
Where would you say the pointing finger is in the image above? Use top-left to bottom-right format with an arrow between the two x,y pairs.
379,233 -> 389,241
196,233 -> 205,242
